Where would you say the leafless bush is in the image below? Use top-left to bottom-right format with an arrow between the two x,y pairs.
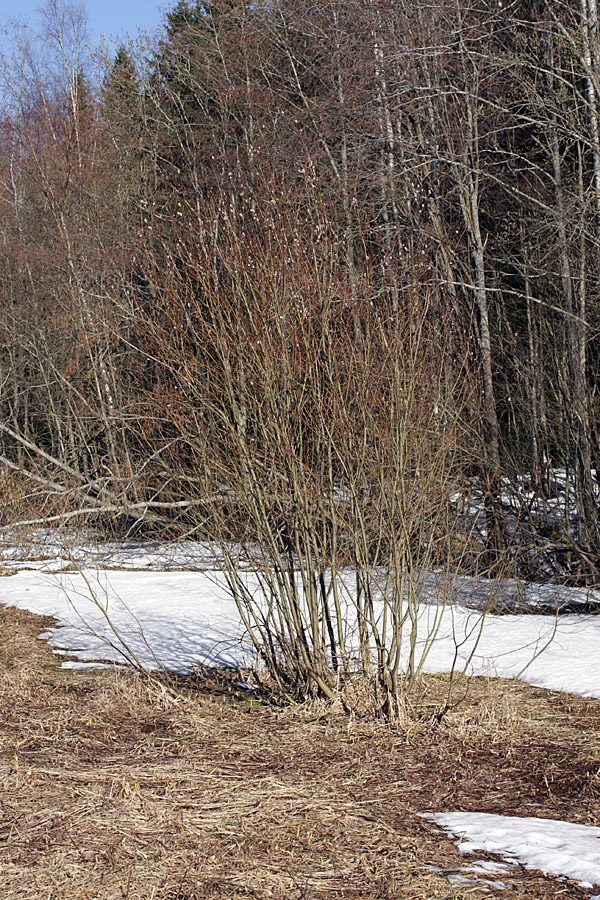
139,177 -> 484,718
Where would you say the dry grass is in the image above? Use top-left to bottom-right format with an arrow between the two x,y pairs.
0,606 -> 599,899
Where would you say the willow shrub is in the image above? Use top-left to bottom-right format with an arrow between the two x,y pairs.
141,183 -> 486,719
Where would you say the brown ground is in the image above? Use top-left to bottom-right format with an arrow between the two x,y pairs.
0,605 -> 599,899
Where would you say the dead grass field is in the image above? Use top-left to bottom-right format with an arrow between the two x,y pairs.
0,605 -> 599,899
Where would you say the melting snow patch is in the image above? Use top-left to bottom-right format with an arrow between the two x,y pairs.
464,860 -> 512,875
423,812 -> 600,888
59,661 -> 115,670
426,858 -> 510,891
5,555 -> 600,697
447,872 -> 506,891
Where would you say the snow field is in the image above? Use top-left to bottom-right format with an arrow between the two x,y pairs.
424,812 -> 600,890
2,564 -> 600,700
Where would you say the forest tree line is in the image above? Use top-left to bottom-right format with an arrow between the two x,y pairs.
1,0 -> 600,586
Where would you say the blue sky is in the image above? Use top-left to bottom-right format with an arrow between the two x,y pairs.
1,0 -> 168,53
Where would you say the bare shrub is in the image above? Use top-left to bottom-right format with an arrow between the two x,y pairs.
137,176 -> 484,718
